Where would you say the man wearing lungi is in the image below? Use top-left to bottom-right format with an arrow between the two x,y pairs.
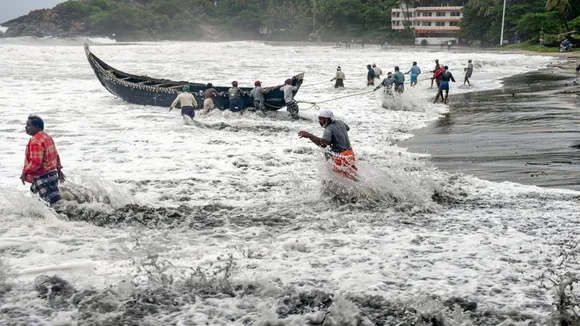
297,109 -> 357,180
20,115 -> 65,204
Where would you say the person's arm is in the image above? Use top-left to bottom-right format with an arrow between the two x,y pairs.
192,94 -> 198,108
450,73 -> 456,83
418,67 -> 421,75
169,95 -> 179,111
56,154 -> 65,182
298,131 -> 329,148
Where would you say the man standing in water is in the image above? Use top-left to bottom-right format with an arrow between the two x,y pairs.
405,61 -> 422,87
298,109 -> 357,180
392,66 -> 405,94
228,81 -> 246,112
202,83 -> 218,114
330,66 -> 345,88
374,71 -> 394,96
170,85 -> 198,119
280,78 -> 300,119
464,59 -> 474,86
21,115 -> 65,205
250,80 -> 268,112
366,64 -> 375,86
372,63 -> 382,80
430,59 -> 441,88
433,66 -> 456,104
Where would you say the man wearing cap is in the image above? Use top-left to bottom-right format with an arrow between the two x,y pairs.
279,78 -> 300,118
298,109 -> 357,180
463,59 -> 474,86
330,66 -> 345,88
202,83 -> 218,114
228,81 -> 244,112
170,85 -> 198,119
250,80 -> 268,112
433,65 -> 456,104
21,115 -> 66,205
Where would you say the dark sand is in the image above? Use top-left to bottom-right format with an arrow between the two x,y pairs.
402,63 -> 580,190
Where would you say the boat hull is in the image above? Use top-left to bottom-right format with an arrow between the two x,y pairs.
84,44 -> 303,111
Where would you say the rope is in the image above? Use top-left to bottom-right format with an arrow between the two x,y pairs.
304,80 -> 333,87
296,89 -> 376,110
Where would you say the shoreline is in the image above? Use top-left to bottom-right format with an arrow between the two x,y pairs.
401,63 -> 580,191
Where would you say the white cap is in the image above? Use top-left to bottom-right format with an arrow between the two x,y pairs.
318,109 -> 334,120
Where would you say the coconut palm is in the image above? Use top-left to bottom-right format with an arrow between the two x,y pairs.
546,0 -> 571,15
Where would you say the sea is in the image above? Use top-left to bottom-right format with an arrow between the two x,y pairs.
0,37 -> 579,325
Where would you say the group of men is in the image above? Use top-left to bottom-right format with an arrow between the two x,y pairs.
169,78 -> 300,119
21,60 -> 476,205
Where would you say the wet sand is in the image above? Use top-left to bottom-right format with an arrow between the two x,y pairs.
402,63 -> 580,190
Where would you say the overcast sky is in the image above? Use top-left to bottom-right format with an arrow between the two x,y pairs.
0,0 -> 65,24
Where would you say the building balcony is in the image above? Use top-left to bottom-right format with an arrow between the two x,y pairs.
414,16 -> 462,21
415,6 -> 462,11
415,26 -> 460,33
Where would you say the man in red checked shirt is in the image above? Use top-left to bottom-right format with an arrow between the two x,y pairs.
20,115 -> 66,205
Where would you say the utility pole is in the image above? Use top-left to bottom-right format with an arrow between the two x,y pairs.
500,0 -> 506,45
312,0 -> 316,32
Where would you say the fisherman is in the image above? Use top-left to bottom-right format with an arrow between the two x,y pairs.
170,85 -> 198,119
431,65 -> 445,96
367,64 -> 375,86
330,66 -> 345,88
279,78 -> 300,118
433,65 -> 456,104
202,83 -> 218,114
405,61 -> 422,87
372,63 -> 382,80
430,59 -> 441,88
250,80 -> 268,112
464,59 -> 474,86
373,71 -> 394,96
575,63 -> 580,76
21,115 -> 65,205
228,81 -> 245,112
392,66 -> 405,94
447,41 -> 452,51
297,109 -> 357,180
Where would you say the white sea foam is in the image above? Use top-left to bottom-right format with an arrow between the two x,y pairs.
0,41 -> 576,324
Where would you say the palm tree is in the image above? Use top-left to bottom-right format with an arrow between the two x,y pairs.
546,0 -> 571,15
467,0 -> 499,17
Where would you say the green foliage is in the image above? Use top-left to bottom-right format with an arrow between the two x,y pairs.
516,11 -> 561,36
60,1 -> 93,19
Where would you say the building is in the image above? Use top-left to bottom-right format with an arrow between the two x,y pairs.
391,6 -> 463,45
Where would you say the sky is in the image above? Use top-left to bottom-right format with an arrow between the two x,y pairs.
0,0 -> 65,24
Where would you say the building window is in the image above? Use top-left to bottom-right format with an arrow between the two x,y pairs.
450,11 -> 461,16
422,22 -> 431,26
436,12 -> 446,17
449,21 -> 458,26
436,22 -> 445,26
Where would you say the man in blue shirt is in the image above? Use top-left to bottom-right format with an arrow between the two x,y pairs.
405,62 -> 421,87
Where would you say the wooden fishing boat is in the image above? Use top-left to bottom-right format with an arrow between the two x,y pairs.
84,44 -> 304,111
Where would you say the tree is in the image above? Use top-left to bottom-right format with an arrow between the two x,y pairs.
546,0 -> 570,15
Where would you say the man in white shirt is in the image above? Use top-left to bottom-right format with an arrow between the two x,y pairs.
169,85 -> 198,119
372,63 -> 382,80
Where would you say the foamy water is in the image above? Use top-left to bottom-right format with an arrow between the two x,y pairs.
0,38 -> 578,325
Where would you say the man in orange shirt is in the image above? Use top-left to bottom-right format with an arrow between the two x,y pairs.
20,115 -> 65,204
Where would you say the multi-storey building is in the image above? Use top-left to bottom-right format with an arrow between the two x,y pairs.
391,6 -> 463,45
